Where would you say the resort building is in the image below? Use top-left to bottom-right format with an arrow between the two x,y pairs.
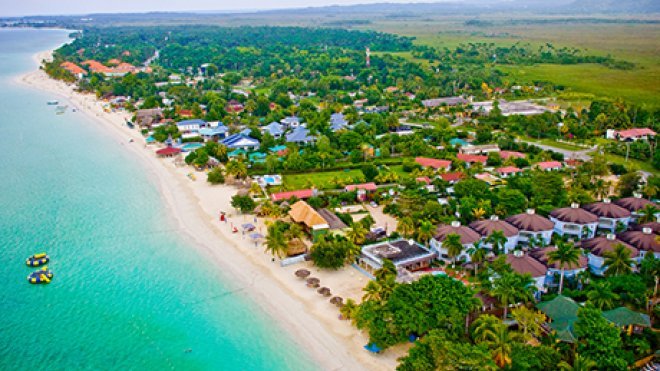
358,239 -> 437,276
506,209 -> 554,246
536,161 -> 563,172
439,172 -> 465,184
456,153 -> 488,167
281,116 -> 302,128
262,121 -> 285,138
582,199 -> 632,233
286,126 -> 315,145
504,251 -> 548,293
345,183 -> 378,202
199,125 -> 229,142
270,189 -> 316,202
459,144 -> 500,155
549,204 -> 598,239
415,157 -> 452,171
135,108 -> 164,128
606,128 -> 656,142
634,222 -> 660,234
422,96 -> 469,108
495,166 -> 523,178
60,61 -> 86,79
288,201 -> 329,239
155,147 -> 181,157
581,234 -> 639,276
530,246 -> 588,289
221,133 -> 260,150
329,113 -> 349,132
499,151 -> 525,160
176,119 -> 206,134
614,194 -> 658,222
430,221 -> 481,263
469,216 -> 520,254
619,227 -> 660,259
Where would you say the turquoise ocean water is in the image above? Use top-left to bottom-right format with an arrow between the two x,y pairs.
0,29 -> 313,370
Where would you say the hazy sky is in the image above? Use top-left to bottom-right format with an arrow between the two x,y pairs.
1,0 -> 447,17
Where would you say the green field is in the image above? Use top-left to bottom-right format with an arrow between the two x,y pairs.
281,165 -> 410,190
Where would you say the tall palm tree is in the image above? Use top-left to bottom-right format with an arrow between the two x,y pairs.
638,204 -> 659,224
472,207 -> 487,220
547,241 -> 581,294
396,216 -> 415,238
362,280 -> 382,302
443,233 -> 464,268
603,243 -> 634,276
559,354 -> 597,371
346,222 -> 367,245
492,272 -> 536,319
489,325 -> 513,368
486,230 -> 508,255
471,314 -> 503,344
467,240 -> 488,276
417,221 -> 435,246
265,225 -> 288,259
587,281 -> 620,310
592,179 -> 611,200
340,298 -> 358,323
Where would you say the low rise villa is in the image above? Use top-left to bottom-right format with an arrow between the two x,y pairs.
615,194 -> 658,222
583,198 -> 632,233
358,239 -> 437,277
469,216 -> 520,254
549,204 -> 598,239
430,221 -> 481,262
506,209 -> 554,246
530,246 -> 589,288
581,234 -> 639,276
504,251 -> 548,294
619,227 -> 660,259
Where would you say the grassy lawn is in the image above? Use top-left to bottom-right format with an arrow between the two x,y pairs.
282,169 -> 365,190
524,137 -> 588,151
594,152 -> 658,174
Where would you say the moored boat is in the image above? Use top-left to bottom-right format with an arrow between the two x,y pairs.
47,100 -> 58,105
26,253 -> 49,267
27,266 -> 54,284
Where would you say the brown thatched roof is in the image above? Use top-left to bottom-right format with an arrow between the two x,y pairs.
434,222 -> 481,244
287,238 -> 307,257
288,201 -> 327,228
583,200 -> 631,219
614,195 -> 656,213
469,216 -> 519,238
619,229 -> 660,253
550,204 -> 598,224
581,235 -> 639,258
506,210 -> 554,232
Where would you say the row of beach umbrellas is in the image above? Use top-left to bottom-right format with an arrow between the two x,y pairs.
295,269 -> 343,307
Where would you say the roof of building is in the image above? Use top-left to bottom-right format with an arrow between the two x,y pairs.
271,189 -> 315,202
422,96 -> 468,107
505,252 -> 548,277
602,307 -> 651,327
440,172 -> 465,183
529,246 -> 588,270
499,151 -> 525,159
415,157 -> 451,169
362,239 -> 436,266
496,166 -> 522,174
434,222 -> 481,245
506,210 -> 555,232
317,208 -> 348,230
286,126 -> 315,143
263,121 -> 284,136
469,217 -> 520,238
288,201 -> 327,228
581,235 -> 639,258
616,128 -> 656,139
345,183 -> 377,192
221,133 -> 260,148
329,113 -> 349,131
416,176 -> 431,184
583,200 -> 631,219
550,204 -> 598,224
457,153 -> 488,164
537,295 -> 579,323
199,125 -> 229,136
60,61 -> 85,75
281,116 -> 301,125
176,119 -> 206,127
634,222 -> 660,234
614,195 -> 656,213
537,161 -> 563,170
618,228 -> 660,253
156,147 -> 181,156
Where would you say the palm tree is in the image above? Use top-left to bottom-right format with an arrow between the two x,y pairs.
592,179 -> 611,200
444,233 -> 464,268
490,325 -> 513,368
362,280 -> 382,302
486,230 -> 508,255
467,240 -> 488,276
603,243 -> 634,276
225,159 -> 247,181
340,298 -> 358,323
547,241 -> 581,294
396,216 -> 415,238
638,204 -> 659,224
559,354 -> 597,371
472,207 -> 487,220
587,281 -> 620,310
249,182 -> 263,196
471,314 -> 503,344
417,221 -> 435,246
346,222 -> 367,245
492,272 -> 536,319
265,225 -> 288,259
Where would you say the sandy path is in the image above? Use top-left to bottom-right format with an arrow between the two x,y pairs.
19,51 -> 403,371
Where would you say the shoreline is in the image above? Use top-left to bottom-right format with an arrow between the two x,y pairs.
21,50 -> 402,370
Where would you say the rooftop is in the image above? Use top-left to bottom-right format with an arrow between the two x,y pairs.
271,189 -> 315,202
434,222 -> 481,245
583,199 -> 631,219
505,251 -> 548,277
506,209 -> 554,232
469,216 -> 519,238
362,239 -> 436,266
550,204 -> 598,224
581,235 -> 639,258
529,246 -> 588,270
415,157 -> 451,170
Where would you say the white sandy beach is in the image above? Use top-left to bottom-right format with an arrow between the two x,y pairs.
20,50 -> 407,370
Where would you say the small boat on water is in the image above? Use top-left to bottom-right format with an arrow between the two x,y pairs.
56,105 -> 68,115
47,100 -> 59,105
26,253 -> 49,267
27,266 -> 54,284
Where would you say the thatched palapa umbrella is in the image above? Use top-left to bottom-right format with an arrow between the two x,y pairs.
330,296 -> 343,306
317,287 -> 332,297
306,277 -> 320,288
295,269 -> 311,279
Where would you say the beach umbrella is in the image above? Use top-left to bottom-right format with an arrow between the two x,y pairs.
242,223 -> 255,230
317,287 -> 332,297
306,277 -> 320,288
330,296 -> 343,306
295,269 -> 311,278
249,233 -> 264,240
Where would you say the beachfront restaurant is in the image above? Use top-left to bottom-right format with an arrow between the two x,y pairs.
358,239 -> 437,277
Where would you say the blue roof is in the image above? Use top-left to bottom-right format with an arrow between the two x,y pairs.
281,116 -> 301,125
263,121 -> 284,136
145,136 -> 155,143
330,113 -> 349,131
176,119 -> 206,127
286,126 -> 315,143
269,145 -> 288,153
199,125 -> 228,136
240,128 -> 253,136
221,133 -> 260,149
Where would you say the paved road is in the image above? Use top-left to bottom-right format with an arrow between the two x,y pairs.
517,139 -> 597,161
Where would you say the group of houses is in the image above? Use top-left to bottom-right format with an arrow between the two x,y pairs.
61,59 -> 151,79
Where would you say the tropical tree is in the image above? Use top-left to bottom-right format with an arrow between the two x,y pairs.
249,181 -> 263,196
603,243 -> 634,276
362,280 -> 383,302
346,222 -> 368,245
443,233 -> 464,268
265,224 -> 288,258
467,240 -> 488,276
489,325 -> 513,368
416,220 -> 435,246
396,216 -> 415,238
592,179 -> 611,200
586,281 -> 620,310
340,298 -> 358,322
638,204 -> 659,224
511,306 -> 545,341
559,354 -> 597,371
225,159 -> 248,180
472,207 -> 487,220
486,230 -> 508,255
548,241 -> 581,294
471,314 -> 503,344
492,272 -> 536,319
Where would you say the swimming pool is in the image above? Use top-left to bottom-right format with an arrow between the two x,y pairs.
181,143 -> 203,152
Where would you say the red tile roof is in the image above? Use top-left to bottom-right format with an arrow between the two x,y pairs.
415,157 -> 451,170
537,161 -> 562,170
345,182 -> 377,192
60,61 -> 85,75
155,147 -> 181,156
499,151 -> 525,159
457,153 -> 488,164
82,60 -> 111,73
440,172 -> 465,183
505,253 -> 548,277
616,128 -> 656,139
496,166 -> 522,174
416,176 -> 431,184
271,189 -> 315,202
